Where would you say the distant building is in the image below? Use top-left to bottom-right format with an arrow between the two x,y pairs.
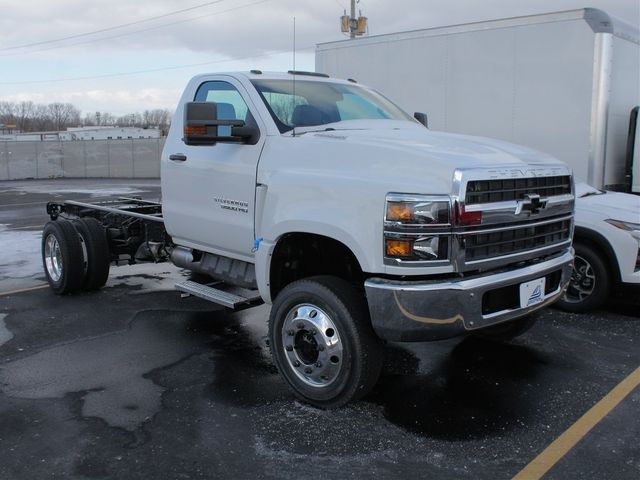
66,126 -> 162,140
0,126 -> 162,142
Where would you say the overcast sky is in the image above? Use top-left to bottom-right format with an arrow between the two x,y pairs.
1,0 -> 638,116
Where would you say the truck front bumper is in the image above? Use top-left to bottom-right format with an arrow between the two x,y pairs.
364,250 -> 573,342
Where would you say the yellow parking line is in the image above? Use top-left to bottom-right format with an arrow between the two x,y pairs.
0,284 -> 49,297
513,366 -> 640,479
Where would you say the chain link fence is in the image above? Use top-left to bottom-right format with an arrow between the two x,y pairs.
0,139 -> 165,180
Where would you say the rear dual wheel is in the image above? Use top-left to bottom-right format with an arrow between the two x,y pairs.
72,217 -> 110,291
42,218 -> 110,295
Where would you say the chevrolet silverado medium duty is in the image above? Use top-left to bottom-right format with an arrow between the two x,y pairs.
42,71 -> 575,407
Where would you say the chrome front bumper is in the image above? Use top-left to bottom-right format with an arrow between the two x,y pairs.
364,250 -> 573,342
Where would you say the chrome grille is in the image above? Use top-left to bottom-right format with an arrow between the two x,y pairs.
465,176 -> 571,205
464,217 -> 571,263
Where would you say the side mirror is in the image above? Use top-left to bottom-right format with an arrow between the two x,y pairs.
183,102 -> 259,146
414,112 -> 428,128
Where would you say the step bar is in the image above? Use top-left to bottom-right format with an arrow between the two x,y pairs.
175,280 -> 262,309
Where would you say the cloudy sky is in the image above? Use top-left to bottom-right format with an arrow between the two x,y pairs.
1,0 -> 638,116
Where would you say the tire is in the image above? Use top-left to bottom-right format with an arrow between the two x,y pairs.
555,241 -> 610,313
268,276 -> 383,408
472,314 -> 538,342
41,219 -> 85,295
72,217 -> 111,291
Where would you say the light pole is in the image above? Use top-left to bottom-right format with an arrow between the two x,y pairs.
340,0 -> 367,39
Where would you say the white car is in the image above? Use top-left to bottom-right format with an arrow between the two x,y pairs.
556,183 -> 640,312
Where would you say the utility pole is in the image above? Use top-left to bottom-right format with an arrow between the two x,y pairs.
340,0 -> 367,39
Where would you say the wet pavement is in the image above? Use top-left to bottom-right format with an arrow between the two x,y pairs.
0,179 -> 639,479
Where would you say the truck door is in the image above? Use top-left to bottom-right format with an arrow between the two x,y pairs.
163,79 -> 265,260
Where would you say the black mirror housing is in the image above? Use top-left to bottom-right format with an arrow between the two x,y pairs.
183,102 -> 251,146
414,112 -> 428,128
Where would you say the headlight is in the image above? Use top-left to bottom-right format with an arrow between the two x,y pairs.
385,194 -> 450,225
606,219 -> 640,271
384,194 -> 451,263
605,219 -> 640,241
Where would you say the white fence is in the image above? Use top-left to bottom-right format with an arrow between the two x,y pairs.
0,139 -> 165,180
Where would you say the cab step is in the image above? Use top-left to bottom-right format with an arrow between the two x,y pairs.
175,280 -> 263,309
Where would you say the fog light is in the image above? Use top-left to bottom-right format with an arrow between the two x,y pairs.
385,239 -> 413,257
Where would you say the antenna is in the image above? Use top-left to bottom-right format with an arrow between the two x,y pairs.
292,16 -> 296,137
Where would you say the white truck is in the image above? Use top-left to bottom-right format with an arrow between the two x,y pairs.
42,71 -> 575,407
316,8 -> 640,193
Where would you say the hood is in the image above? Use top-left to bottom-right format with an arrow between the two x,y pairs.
576,184 -> 640,222
261,120 -> 571,201
297,120 -> 564,171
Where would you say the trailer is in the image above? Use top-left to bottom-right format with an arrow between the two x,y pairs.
316,8 -> 640,192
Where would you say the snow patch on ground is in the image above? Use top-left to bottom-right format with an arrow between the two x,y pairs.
0,314 -> 13,347
0,312 -> 207,431
0,229 -> 44,282
106,263 -> 188,293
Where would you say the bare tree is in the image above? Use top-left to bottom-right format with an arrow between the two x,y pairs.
32,104 -> 51,131
0,101 -> 16,126
141,109 -> 171,131
15,101 -> 35,131
1,99 -> 171,134
48,103 -> 80,131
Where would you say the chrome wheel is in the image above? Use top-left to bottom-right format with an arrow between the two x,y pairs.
281,304 -> 344,388
565,254 -> 596,303
44,234 -> 63,282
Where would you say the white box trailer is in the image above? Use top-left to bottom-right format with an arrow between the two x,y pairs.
316,8 -> 640,192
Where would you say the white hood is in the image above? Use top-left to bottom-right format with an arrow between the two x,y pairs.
300,120 -> 562,169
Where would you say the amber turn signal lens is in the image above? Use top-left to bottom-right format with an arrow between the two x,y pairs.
184,125 -> 207,136
386,203 -> 413,222
385,239 -> 413,257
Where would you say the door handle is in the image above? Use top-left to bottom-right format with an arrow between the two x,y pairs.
169,153 -> 187,162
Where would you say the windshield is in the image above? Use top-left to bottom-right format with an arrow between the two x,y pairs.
251,79 -> 413,133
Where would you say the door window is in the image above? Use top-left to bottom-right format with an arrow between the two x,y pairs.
195,81 -> 249,120
195,81 -> 257,136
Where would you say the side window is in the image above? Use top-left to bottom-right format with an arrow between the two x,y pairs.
194,81 -> 249,122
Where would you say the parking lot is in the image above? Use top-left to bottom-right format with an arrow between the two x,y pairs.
1,179 -> 639,479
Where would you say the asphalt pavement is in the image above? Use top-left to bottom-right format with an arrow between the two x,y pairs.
0,179 -> 639,479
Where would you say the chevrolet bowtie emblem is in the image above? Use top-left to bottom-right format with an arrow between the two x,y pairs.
515,193 -> 547,215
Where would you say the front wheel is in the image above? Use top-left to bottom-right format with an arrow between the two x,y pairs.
268,276 -> 383,408
555,241 -> 610,313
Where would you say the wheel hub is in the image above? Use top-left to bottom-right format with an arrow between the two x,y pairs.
44,234 -> 63,282
565,254 -> 595,303
282,304 -> 343,388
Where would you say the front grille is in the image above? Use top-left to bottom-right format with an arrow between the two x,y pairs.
465,176 -> 571,205
465,218 -> 571,262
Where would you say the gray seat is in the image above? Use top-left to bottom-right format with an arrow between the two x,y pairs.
291,104 -> 323,127
216,102 -> 237,120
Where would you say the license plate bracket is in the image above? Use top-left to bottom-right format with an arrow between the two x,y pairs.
519,277 -> 546,308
